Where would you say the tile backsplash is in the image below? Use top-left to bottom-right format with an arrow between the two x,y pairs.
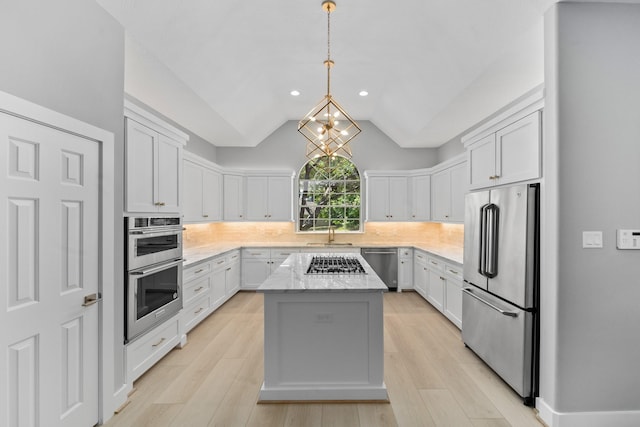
184,221 -> 463,250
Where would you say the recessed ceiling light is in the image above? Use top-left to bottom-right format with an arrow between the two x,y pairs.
290,90 -> 300,96
359,90 -> 369,97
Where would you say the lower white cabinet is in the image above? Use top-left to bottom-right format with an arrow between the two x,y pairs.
398,247 -> 413,291
126,315 -> 180,383
413,250 -> 428,298
426,256 -> 445,312
182,250 -> 242,334
241,248 -> 299,289
443,263 -> 463,328
412,250 -> 462,329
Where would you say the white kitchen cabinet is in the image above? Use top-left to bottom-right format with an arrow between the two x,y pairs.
425,256 -> 445,313
210,256 -> 229,310
245,174 -> 294,221
124,102 -> 187,214
413,250 -> 428,298
431,160 -> 467,223
241,248 -> 299,289
126,315 -> 180,383
443,262 -> 463,329
463,89 -> 543,190
366,174 -> 409,221
467,111 -> 541,190
225,251 -> 241,295
182,259 -> 214,334
409,174 -> 431,221
398,248 -> 413,291
223,173 -> 245,221
183,155 -> 223,223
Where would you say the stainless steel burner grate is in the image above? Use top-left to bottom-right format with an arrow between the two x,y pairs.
306,256 -> 367,275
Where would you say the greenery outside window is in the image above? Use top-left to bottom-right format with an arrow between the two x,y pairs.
298,156 -> 361,232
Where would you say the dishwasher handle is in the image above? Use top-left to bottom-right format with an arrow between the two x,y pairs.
362,250 -> 397,255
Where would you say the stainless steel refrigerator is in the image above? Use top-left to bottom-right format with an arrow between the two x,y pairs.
462,183 -> 539,406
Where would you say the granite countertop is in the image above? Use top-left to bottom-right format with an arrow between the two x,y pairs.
183,242 -> 463,267
256,253 -> 388,293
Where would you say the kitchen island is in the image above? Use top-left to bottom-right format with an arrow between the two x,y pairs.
257,253 -> 388,402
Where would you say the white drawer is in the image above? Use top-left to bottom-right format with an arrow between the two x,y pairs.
211,255 -> 228,270
183,261 -> 211,284
444,263 -> 463,281
414,251 -> 427,265
226,250 -> 240,263
398,247 -> 413,259
127,316 -> 179,382
270,248 -> 299,260
183,275 -> 211,306
182,295 -> 212,333
242,248 -> 270,259
426,256 -> 445,272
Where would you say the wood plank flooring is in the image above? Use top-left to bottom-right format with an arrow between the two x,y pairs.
105,291 -> 543,427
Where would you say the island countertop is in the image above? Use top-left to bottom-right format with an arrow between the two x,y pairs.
256,253 -> 388,293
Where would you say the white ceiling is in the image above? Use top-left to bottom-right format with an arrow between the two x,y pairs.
97,0 -> 560,148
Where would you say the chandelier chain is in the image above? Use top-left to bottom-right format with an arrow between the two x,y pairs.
326,5 -> 331,95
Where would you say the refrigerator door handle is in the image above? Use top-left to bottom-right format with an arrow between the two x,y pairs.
485,203 -> 499,278
479,204 -> 488,276
462,288 -> 518,317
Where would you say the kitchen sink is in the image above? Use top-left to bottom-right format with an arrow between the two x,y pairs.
306,242 -> 354,247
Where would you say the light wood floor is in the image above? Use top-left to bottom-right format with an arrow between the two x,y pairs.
105,291 -> 543,427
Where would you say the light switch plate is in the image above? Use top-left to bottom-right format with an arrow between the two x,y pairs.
582,231 -> 603,248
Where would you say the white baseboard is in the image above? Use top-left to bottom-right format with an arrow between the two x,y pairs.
537,397 -> 640,427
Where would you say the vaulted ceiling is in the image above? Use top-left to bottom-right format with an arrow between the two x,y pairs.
97,0 -> 560,148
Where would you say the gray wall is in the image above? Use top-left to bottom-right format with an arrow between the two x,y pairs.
0,0 -> 127,394
216,120 -> 438,172
541,2 -> 640,414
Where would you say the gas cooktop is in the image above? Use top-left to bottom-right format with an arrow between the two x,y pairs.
305,256 -> 367,275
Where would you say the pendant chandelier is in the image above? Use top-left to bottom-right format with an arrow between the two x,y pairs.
298,0 -> 361,159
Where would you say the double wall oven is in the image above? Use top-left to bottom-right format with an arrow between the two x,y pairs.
125,216 -> 183,342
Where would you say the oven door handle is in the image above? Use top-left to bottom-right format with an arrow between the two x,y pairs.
130,258 -> 183,276
129,227 -> 182,235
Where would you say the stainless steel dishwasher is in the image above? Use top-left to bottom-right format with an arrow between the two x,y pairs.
361,248 -> 398,291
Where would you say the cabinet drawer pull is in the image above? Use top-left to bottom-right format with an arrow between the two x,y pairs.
195,286 -> 204,292
216,260 -> 225,265
195,269 -> 204,274
194,307 -> 204,314
154,202 -> 166,206
151,337 -> 166,348
440,276 -> 445,280
226,267 -> 231,271
448,269 -> 459,275
430,260 -> 439,265
202,214 -> 209,218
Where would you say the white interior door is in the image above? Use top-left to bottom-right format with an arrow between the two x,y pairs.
0,112 -> 100,427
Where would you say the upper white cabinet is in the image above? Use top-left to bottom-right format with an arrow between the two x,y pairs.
463,89 -> 543,190
431,156 -> 467,223
124,102 -> 187,214
183,152 -> 222,223
245,173 -> 294,221
409,174 -> 431,221
223,173 -> 245,221
365,174 -> 409,221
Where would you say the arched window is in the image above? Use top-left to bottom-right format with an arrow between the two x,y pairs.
297,156 -> 361,232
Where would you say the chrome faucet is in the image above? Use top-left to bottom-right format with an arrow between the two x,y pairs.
328,225 -> 335,243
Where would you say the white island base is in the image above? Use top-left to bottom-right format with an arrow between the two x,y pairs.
259,289 -> 387,402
